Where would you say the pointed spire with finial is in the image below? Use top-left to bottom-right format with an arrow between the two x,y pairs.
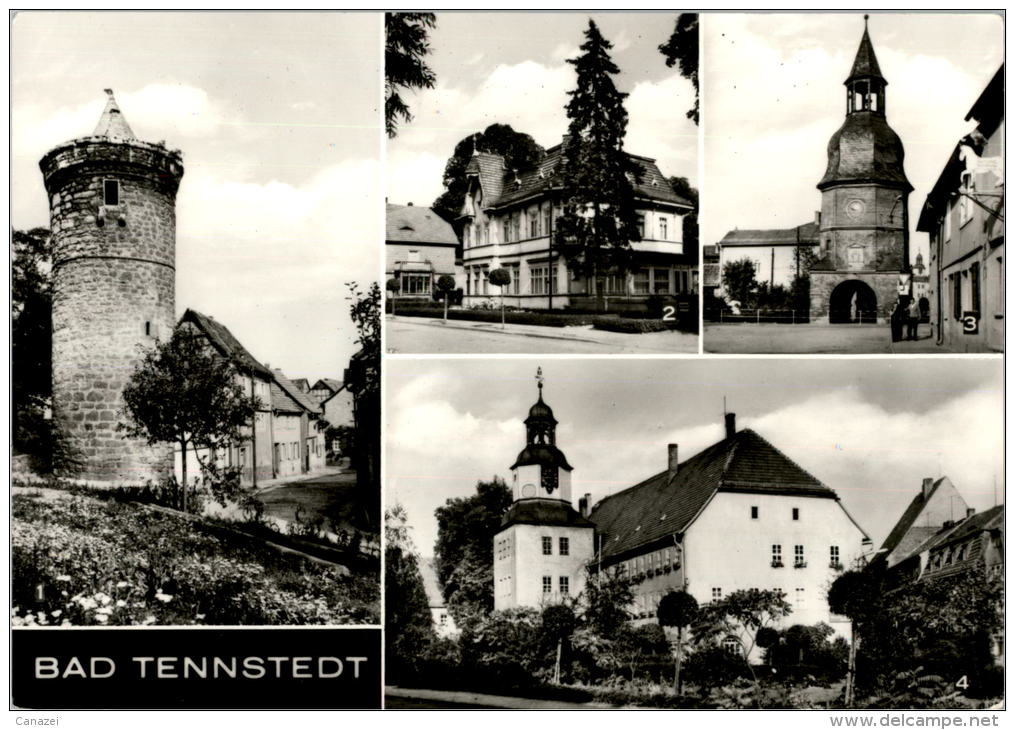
846,14 -> 885,84
535,366 -> 545,399
93,89 -> 136,140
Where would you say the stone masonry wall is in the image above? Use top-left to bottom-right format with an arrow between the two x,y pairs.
44,138 -> 183,483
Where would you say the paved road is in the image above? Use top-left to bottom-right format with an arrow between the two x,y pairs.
387,316 -> 698,354
704,323 -> 972,354
385,686 -> 599,709
256,467 -> 373,534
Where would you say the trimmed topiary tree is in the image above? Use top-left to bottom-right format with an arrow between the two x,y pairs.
385,277 -> 400,316
488,267 -> 512,328
658,589 -> 699,694
436,274 -> 456,322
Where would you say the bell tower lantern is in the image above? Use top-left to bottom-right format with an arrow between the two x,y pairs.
511,367 -> 573,503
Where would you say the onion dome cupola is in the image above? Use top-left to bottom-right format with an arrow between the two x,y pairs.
510,368 -> 573,502
818,16 -> 912,192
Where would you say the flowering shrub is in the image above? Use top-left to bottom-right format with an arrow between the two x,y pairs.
12,491 -> 378,625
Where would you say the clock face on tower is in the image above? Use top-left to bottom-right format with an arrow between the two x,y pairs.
521,483 -> 537,498
541,466 -> 558,494
845,198 -> 866,221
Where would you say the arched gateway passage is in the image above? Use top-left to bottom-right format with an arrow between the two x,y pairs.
829,280 -> 878,324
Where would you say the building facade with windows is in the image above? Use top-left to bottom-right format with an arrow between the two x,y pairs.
917,65 -> 1003,352
493,374 -> 594,610
716,221 -> 820,292
386,202 -> 460,300
459,142 -> 695,310
587,413 -> 871,648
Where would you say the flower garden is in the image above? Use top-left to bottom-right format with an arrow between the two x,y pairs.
12,486 -> 379,626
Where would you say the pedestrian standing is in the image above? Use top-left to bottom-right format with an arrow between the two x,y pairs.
890,299 -> 903,343
906,297 -> 920,340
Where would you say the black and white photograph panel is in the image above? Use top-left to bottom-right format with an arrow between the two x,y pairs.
384,358 -> 1003,709
11,12 -> 381,627
701,13 -> 1003,354
385,12 -> 700,354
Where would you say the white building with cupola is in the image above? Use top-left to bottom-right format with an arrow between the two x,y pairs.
493,370 -> 594,610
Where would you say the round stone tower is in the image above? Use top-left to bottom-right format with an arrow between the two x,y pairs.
810,17 -> 913,324
40,90 -> 184,483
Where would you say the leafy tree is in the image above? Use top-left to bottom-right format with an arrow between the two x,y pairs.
582,565 -> 635,637
828,569 -> 882,704
385,277 -> 400,316
555,20 -> 642,300
489,267 -> 511,328
658,589 -> 699,693
694,588 -> 792,693
542,604 -> 577,683
345,282 -> 381,527
431,124 -> 545,231
385,504 -> 437,683
384,13 -> 436,138
433,477 -> 512,624
791,245 -> 819,315
668,176 -> 699,252
659,14 -> 699,124
722,259 -> 758,307
119,328 -> 260,512
436,274 -> 456,321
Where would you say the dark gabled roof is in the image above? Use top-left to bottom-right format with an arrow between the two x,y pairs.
272,369 -> 321,415
291,378 -> 310,393
470,143 -> 693,211
719,221 -> 819,247
179,309 -> 272,379
311,378 -> 343,394
499,499 -> 594,531
590,428 -> 836,561
875,478 -> 946,562
270,380 -> 304,414
466,152 -> 506,206
966,65 -> 1003,131
922,505 -> 1004,554
846,24 -> 885,84
387,203 -> 459,245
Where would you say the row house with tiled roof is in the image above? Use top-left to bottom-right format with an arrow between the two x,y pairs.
492,374 -> 871,653
716,220 -> 821,292
459,140 -> 696,310
175,309 -> 326,487
386,202 -> 460,300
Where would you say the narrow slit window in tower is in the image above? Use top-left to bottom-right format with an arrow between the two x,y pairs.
103,179 -> 120,206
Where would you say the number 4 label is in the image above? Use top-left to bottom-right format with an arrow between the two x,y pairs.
956,675 -> 969,689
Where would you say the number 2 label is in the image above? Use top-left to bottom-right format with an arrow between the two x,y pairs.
662,306 -> 676,321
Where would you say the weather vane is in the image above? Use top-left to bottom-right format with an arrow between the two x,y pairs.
535,366 -> 544,394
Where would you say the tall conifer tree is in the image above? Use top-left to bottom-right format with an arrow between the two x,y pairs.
554,20 -> 641,297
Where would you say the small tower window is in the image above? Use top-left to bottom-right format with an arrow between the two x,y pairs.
103,179 -> 120,206
792,507 -> 800,521
542,536 -> 552,555
559,537 -> 569,556
559,576 -> 569,595
750,506 -> 759,519
542,576 -> 552,594
144,321 -> 152,337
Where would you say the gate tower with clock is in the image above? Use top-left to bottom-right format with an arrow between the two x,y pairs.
493,369 -> 594,610
809,16 -> 913,324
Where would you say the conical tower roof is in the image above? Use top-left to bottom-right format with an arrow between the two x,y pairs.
846,16 -> 885,84
92,89 -> 136,140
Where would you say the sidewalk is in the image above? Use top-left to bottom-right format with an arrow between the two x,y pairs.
384,686 -> 606,710
387,314 -> 698,354
250,463 -> 348,495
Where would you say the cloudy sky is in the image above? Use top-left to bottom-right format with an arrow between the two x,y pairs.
387,358 -> 1003,557
702,12 -> 1003,265
386,11 -> 698,209
12,12 -> 381,382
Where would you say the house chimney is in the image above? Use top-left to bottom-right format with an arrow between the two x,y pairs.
579,492 -> 592,519
668,444 -> 679,480
921,477 -> 934,499
966,507 -> 976,519
725,412 -> 736,439
407,201 -> 413,206
814,210 -> 821,226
